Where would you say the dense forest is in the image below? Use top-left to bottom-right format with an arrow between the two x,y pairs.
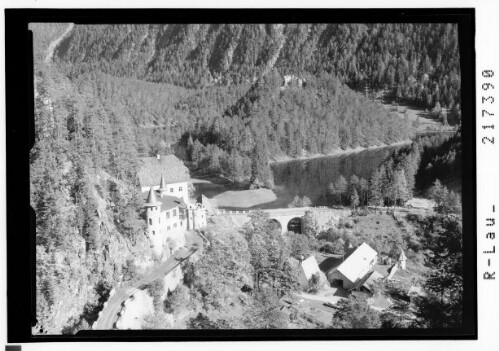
31,60 -> 153,332
325,131 -> 462,210
51,23 -> 460,188
56,23 -> 461,110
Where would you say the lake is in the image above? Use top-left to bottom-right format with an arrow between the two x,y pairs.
193,144 -> 407,210
267,145 -> 406,209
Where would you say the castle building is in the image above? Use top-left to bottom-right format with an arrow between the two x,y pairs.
139,155 -> 207,256
138,155 -> 191,203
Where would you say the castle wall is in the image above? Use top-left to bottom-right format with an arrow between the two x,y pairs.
147,204 -> 187,257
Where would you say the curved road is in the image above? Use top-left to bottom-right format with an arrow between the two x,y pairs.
44,23 -> 75,64
93,246 -> 197,330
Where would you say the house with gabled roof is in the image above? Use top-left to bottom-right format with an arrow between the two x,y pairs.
325,242 -> 378,290
289,256 -> 328,290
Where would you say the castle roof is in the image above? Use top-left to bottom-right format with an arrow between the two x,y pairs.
161,195 -> 186,212
159,174 -> 168,191
138,155 -> 190,188
145,187 -> 159,206
143,190 -> 186,212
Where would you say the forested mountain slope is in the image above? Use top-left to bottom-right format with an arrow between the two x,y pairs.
75,65 -> 413,188
52,23 -> 460,189
56,23 -> 460,110
31,61 -> 153,333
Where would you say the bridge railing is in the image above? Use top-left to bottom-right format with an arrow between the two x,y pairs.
215,206 -> 342,216
216,209 -> 251,215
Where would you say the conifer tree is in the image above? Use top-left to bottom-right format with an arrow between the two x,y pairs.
350,188 -> 360,210
250,137 -> 274,189
369,166 -> 385,206
390,168 -> 410,206
334,175 -> 348,206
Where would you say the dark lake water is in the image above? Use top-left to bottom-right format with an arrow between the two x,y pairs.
193,144 -> 407,210
259,145 -> 406,209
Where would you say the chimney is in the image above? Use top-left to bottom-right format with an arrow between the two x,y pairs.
156,154 -> 161,160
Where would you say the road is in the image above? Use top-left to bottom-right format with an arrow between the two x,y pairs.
45,23 -> 75,64
92,246 -> 197,330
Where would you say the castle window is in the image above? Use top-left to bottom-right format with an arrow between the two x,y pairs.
167,226 -> 170,231
170,188 -> 173,193
166,211 -> 170,219
152,230 -> 155,235
180,221 -> 183,226
158,217 -> 160,224
173,209 -> 177,217
148,218 -> 152,225
179,186 -> 183,192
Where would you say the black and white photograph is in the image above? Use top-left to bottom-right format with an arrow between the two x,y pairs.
4,7 -> 480,344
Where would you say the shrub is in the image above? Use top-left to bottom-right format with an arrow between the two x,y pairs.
144,279 -> 164,310
320,239 -> 345,255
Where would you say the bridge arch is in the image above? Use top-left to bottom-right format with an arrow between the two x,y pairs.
268,218 -> 282,232
287,217 -> 302,233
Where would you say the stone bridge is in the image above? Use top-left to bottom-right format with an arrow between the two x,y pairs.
216,206 -> 351,233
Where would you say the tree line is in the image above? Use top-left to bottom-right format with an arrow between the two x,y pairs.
325,131 -> 462,210
326,142 -> 421,208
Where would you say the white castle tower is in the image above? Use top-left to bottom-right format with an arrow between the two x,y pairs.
144,187 -> 161,239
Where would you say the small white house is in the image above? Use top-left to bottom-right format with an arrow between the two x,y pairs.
326,242 -> 378,290
289,256 -> 328,290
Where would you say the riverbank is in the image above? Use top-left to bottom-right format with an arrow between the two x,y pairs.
269,140 -> 412,165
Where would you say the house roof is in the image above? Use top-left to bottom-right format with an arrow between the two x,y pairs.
288,256 -> 322,280
143,191 -> 186,212
159,195 -> 186,212
138,155 -> 190,188
361,271 -> 384,292
336,242 -> 378,283
300,256 -> 321,281
318,256 -> 343,274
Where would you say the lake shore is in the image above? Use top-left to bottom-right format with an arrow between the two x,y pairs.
269,140 -> 412,165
